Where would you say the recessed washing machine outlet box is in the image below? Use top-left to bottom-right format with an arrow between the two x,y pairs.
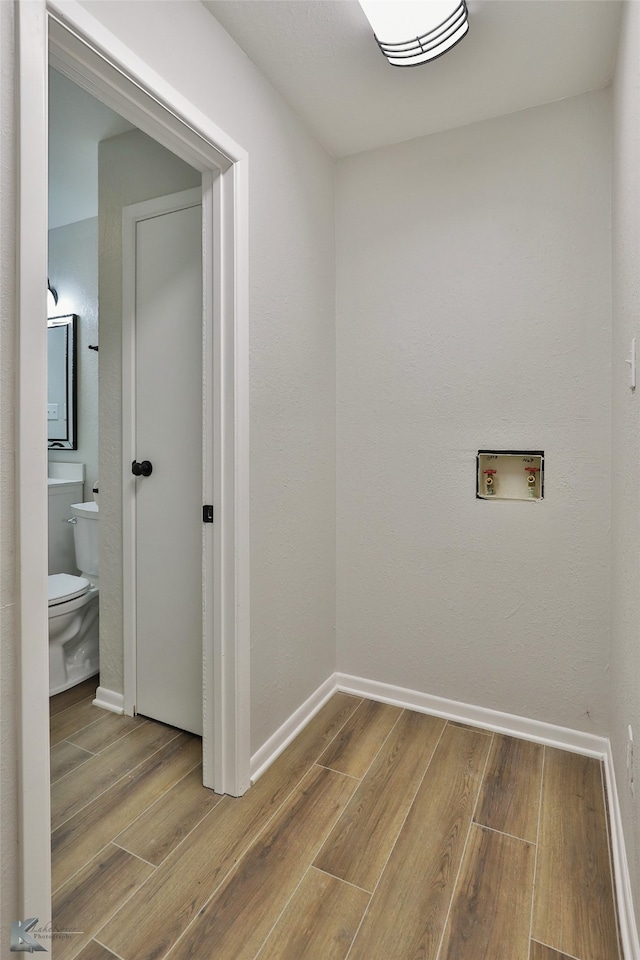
477,451 -> 544,501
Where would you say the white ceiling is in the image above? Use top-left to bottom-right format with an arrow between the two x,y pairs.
49,69 -> 134,230
49,1 -> 622,228
203,0 -> 623,158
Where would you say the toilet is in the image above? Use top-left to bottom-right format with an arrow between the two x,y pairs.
48,500 -> 99,696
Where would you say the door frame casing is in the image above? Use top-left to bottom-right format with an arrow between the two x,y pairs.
16,0 -> 251,922
122,187 -> 206,731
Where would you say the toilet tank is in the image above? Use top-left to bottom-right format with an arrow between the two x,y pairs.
48,479 -> 84,574
70,501 -> 99,578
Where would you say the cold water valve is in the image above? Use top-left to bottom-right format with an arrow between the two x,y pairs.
483,469 -> 497,496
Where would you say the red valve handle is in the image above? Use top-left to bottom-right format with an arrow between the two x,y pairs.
483,469 -> 497,475
525,467 -> 540,474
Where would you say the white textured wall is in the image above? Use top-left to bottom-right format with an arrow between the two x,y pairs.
611,0 -> 640,929
336,91 -> 612,733
0,0 -> 19,935
48,217 -> 99,499
98,128 -> 200,695
86,2 -> 336,751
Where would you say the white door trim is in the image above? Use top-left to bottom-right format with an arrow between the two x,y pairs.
122,186 -> 205,728
16,1 -> 53,922
16,0 -> 251,922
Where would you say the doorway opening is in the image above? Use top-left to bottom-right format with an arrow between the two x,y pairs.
49,68 -> 207,732
17,1 -> 250,920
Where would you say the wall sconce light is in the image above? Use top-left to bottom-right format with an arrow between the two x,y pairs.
358,0 -> 469,67
47,279 -> 58,318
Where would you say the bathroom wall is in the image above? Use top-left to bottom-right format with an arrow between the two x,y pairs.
0,0 -> 19,937
48,216 -> 99,499
336,90 -> 612,734
98,128 -> 201,695
611,0 -> 640,930
88,0 -> 336,752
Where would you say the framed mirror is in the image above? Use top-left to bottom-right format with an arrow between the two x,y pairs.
47,313 -> 77,449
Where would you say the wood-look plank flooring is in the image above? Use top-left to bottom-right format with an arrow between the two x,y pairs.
50,683 -> 621,960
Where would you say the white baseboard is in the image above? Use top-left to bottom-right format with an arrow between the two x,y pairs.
336,673 -> 609,758
604,744 -> 640,960
93,685 -> 125,714
250,670 -> 607,782
250,674 -> 337,782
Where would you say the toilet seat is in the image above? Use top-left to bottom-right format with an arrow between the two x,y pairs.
48,573 -> 90,607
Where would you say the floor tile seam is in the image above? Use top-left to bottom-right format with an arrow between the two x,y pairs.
313,710 -> 449,890
150,861 -> 240,960
433,731 -> 496,960
250,864 -> 373,960
527,745 -> 546,960
324,705 -> 406,787
269,697 -> 363,797
85,760 -> 208,896
93,936 -> 127,960
54,838 -> 156,908
445,720 -> 493,737
49,692 -> 95,720
272,697 -> 366,817
243,744 -> 363,868
50,714 -> 105,747
111,758 -> 213,858
599,760 -> 624,960
52,724 -> 152,791
55,841 -> 157,950
301,768 -> 369,883
343,894 -> 368,960
91,842 -> 177,958
57,736 -> 97,757
62,720 -> 169,781
52,839 -> 116,896
67,718 -> 150,757
229,738 -> 367,877
250,866 -> 312,960
110,839 -> 159,871
343,719 -> 450,960
50,746 -> 96,785
51,730 -> 187,832
530,937 -> 584,960
50,748 -> 200,869
311,863 -> 373,896
471,819 -> 537,847
309,697 -> 366,769
261,703 -> 364,817
160,762 -> 359,960
315,762 -> 362,781
50,700 -> 104,730
366,717 -> 449,900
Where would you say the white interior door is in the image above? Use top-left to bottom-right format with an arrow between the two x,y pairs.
128,189 -> 204,735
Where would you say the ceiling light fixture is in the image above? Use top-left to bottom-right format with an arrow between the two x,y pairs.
358,0 -> 469,67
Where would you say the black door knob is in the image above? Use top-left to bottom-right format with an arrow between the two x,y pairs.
132,460 -> 153,477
